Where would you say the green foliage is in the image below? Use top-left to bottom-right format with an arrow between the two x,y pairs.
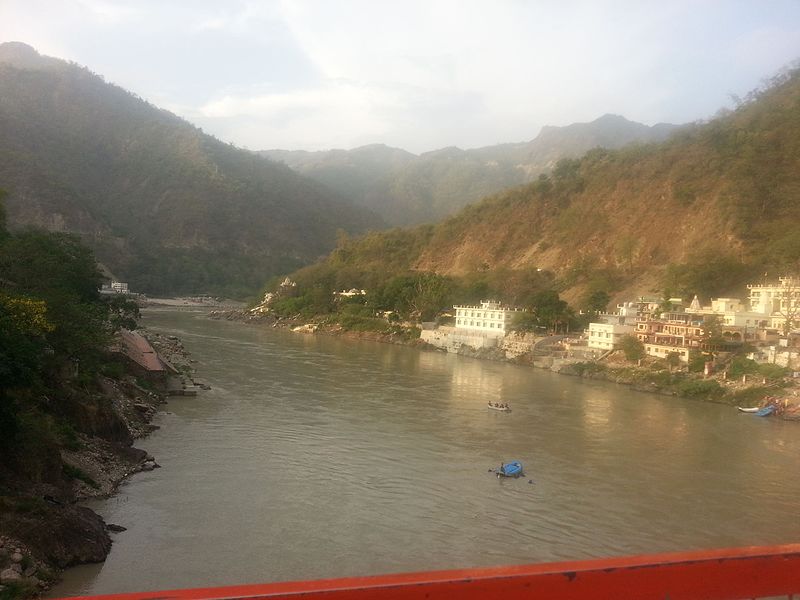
62,463 -> 99,489
727,356 -> 760,379
620,335 -> 645,361
727,385 -> 776,406
0,579 -> 38,600
757,363 -> 788,381
687,351 -> 708,373
104,294 -> 141,331
665,352 -> 682,370
676,379 -> 724,400
663,251 -> 752,300
0,212 -> 140,478
518,289 -> 574,333
570,362 -> 608,376
583,290 -> 610,313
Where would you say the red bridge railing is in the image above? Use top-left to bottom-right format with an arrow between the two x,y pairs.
62,543 -> 800,600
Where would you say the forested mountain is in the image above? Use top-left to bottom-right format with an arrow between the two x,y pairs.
0,42 -> 382,297
261,114 -> 679,226
276,67 -> 800,310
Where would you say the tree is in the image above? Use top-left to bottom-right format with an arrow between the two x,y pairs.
584,290 -> 610,314
408,273 -> 452,321
774,276 -> 800,335
105,294 -> 141,332
666,351 -> 682,372
616,236 -> 637,273
511,290 -> 574,333
620,335 -> 645,361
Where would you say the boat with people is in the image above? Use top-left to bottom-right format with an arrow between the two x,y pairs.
496,461 -> 524,478
488,402 -> 511,412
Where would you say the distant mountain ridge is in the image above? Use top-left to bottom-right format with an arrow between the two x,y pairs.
0,42 -> 382,296
261,114 -> 680,226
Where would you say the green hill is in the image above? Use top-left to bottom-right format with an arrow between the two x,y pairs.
0,42 -> 382,297
275,66 -> 800,310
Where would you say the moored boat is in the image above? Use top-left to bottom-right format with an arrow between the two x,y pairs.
754,405 -> 776,417
737,406 -> 760,413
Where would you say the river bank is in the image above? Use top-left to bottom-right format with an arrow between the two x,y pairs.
0,331 -> 196,598
207,307 -> 800,418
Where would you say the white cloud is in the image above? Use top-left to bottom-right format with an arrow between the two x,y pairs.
3,0 -> 800,152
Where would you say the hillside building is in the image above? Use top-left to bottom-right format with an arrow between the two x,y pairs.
421,300 -> 526,353
747,277 -> 800,332
587,302 -> 637,351
454,300 -> 524,337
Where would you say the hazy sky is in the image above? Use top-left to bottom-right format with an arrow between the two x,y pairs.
2,1 -> 799,153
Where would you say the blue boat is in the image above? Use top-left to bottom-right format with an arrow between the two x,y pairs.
754,405 -> 776,417
497,461 -> 524,478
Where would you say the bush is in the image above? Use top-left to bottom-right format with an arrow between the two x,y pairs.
727,356 -> 759,379
728,386 -> 774,406
571,362 -> 608,376
620,335 -> 645,361
676,379 -> 724,400
757,363 -> 788,381
62,463 -> 99,489
337,314 -> 388,332
688,351 -> 708,373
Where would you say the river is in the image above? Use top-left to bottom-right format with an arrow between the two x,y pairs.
54,308 -> 800,596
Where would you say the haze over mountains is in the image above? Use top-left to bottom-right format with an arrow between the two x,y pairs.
262,114 -> 679,226
0,42 -> 381,296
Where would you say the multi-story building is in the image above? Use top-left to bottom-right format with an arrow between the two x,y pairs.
454,300 -> 524,337
747,277 -> 800,332
422,300 -> 526,353
587,302 -> 637,351
635,311 -> 706,362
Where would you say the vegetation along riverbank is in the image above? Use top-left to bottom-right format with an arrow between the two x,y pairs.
209,272 -> 800,419
0,196 -> 202,599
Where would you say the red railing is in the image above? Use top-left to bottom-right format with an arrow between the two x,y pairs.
62,544 -> 800,600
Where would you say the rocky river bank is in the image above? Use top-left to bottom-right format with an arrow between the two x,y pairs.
0,331 -> 197,598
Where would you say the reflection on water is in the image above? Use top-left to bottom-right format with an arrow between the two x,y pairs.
53,309 -> 800,597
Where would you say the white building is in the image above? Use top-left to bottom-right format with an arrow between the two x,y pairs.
748,277 -> 800,332
587,302 -> 637,351
110,281 -> 129,293
453,300 -> 524,337
685,296 -> 769,329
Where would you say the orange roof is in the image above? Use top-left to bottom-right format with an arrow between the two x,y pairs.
119,330 -> 165,372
